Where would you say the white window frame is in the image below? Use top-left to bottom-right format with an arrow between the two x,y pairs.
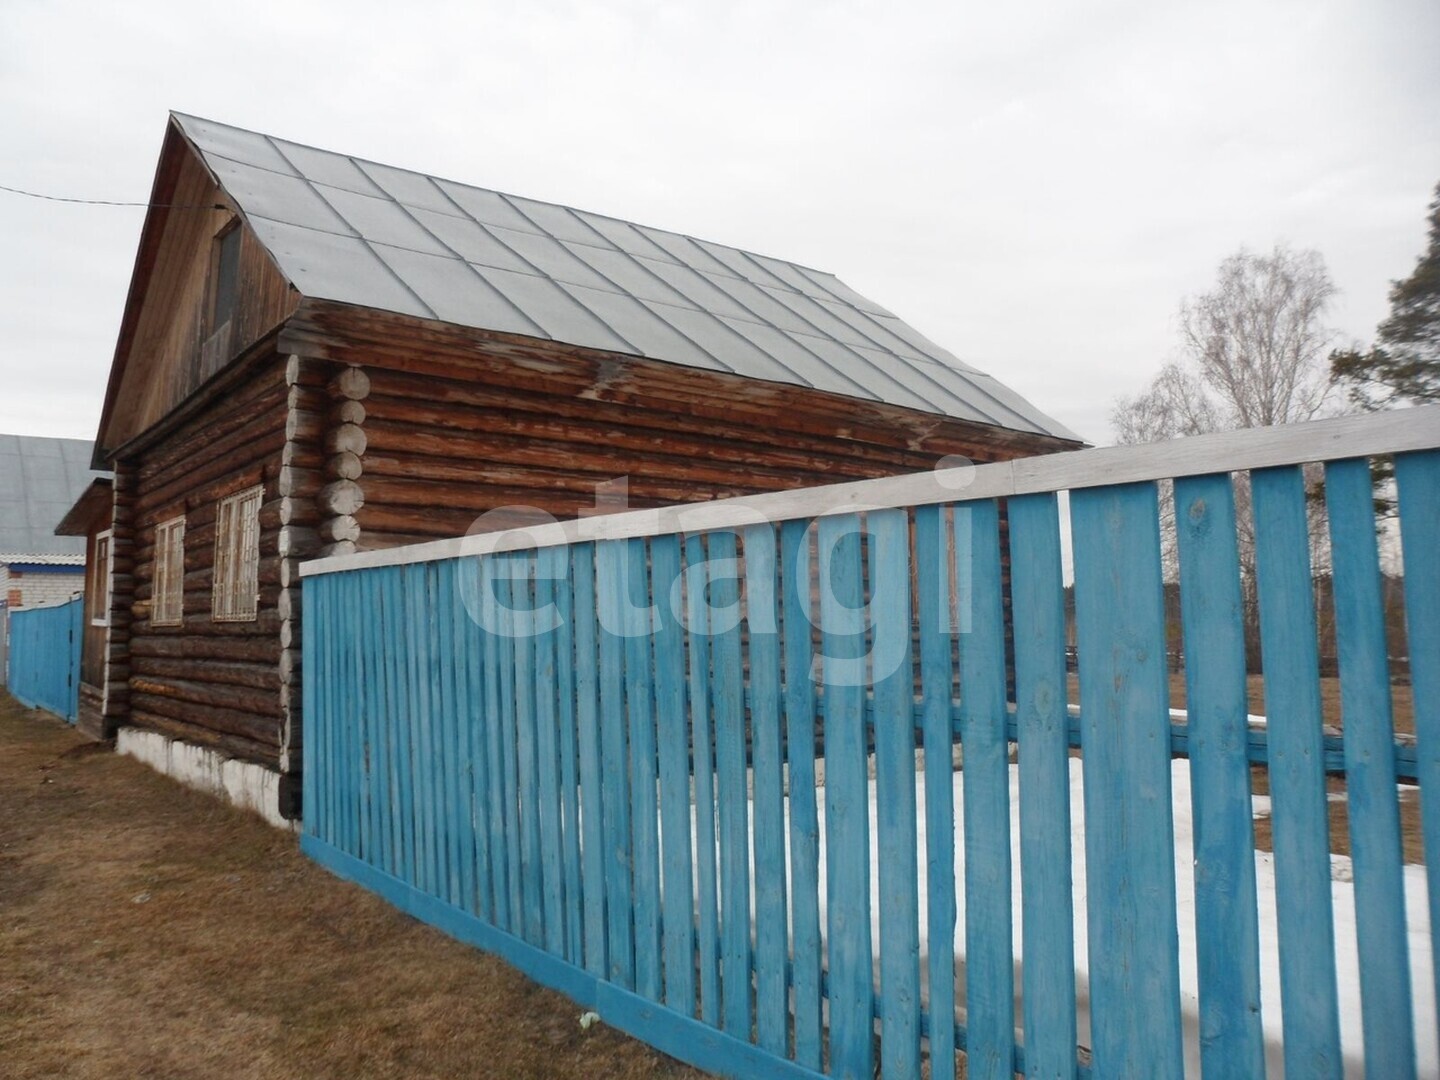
152,515 -> 186,627
213,485 -> 263,622
91,530 -> 113,627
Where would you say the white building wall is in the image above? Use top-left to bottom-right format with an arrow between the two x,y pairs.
2,564 -> 85,610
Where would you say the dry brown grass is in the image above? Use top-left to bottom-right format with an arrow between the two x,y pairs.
0,692 -> 704,1080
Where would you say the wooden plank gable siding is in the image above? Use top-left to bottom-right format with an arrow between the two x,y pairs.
105,137 -> 298,450
282,300 -> 1077,552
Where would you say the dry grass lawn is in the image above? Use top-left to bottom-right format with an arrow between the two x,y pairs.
0,692 -> 703,1080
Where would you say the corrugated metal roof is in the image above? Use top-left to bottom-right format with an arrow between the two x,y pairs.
0,553 -> 86,567
172,113 -> 1080,443
0,435 -> 106,556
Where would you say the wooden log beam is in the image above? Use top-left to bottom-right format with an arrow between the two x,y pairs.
132,675 -> 280,718
324,423 -> 367,457
331,399 -> 366,426
317,541 -> 356,560
329,364 -> 370,401
319,515 -> 361,544
131,656 -> 281,692
130,635 -> 280,663
325,451 -> 363,481
285,408 -> 324,443
128,709 -> 280,767
278,465 -> 323,499
278,525 -> 321,559
319,480 -> 364,516
130,692 -> 282,743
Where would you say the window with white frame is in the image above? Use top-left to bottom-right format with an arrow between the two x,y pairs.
90,530 -> 112,627
152,516 -> 186,626
213,486 -> 262,622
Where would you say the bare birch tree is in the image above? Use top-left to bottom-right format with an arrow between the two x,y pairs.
1115,244 -> 1337,440
1112,243 -> 1338,668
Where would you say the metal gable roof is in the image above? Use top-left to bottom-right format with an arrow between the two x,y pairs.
172,113 -> 1079,442
0,434 -> 106,556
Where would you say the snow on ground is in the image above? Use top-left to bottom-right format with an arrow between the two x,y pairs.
785,758 -> 1437,1078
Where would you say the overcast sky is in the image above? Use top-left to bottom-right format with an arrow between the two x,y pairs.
2,0 -> 1436,448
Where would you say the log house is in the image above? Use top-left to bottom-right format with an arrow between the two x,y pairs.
68,113 -> 1082,822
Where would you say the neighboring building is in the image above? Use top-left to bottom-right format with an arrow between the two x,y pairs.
0,435 -> 104,687
74,112 -> 1083,823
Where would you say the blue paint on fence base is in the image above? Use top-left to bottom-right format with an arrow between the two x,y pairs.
301,835 -> 828,1080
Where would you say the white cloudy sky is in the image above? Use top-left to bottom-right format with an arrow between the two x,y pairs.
2,0 -> 1436,447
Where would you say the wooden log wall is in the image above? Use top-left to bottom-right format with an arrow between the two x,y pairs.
279,299 -> 1080,554
274,354 -> 331,788
120,353 -> 293,769
77,683 -> 106,743
100,462 -> 137,737
343,357 -> 1033,550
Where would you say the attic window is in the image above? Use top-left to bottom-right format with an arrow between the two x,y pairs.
152,516 -> 186,627
211,221 -> 242,331
213,486 -> 262,622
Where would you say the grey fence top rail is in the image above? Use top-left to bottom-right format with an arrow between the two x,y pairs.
301,404 -> 1440,578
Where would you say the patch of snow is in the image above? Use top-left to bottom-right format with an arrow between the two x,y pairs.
735,757 -> 1437,1078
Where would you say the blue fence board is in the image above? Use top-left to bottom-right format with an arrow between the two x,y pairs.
1071,482 -> 1185,1078
435,562 -> 462,909
1251,466 -> 1344,1076
512,557 -> 544,945
653,534 -> 695,1016
1007,493 -> 1078,1080
596,540 -> 635,987
481,558 -> 511,931
870,509 -> 921,1078
1396,449 -> 1440,1038
571,545 -> 607,978
781,518 -> 823,1069
914,504 -> 958,1074
817,513 -> 873,1080
552,550 -> 582,961
709,530 -> 752,1040
957,498 -> 1017,1079
745,523 -> 789,1058
685,533 -> 723,1029
1173,473 -> 1266,1078
534,549 -> 567,956
624,537 -> 663,1002
1326,458 -> 1415,1077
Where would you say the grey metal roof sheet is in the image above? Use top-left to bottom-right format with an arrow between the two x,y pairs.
0,553 -> 86,567
172,113 -> 1079,442
0,435 -> 106,556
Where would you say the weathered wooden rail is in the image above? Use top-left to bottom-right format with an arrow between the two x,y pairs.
300,405 -> 1439,1079
6,596 -> 83,723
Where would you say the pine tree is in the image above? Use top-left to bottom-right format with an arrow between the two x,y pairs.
1331,181 -> 1440,408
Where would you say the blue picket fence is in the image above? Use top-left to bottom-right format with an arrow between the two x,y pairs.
7,596 -> 84,723
300,407 -> 1440,1079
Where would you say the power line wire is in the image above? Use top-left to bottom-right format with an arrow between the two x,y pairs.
0,182 -> 225,211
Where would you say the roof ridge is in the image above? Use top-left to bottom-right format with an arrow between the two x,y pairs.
169,111 -> 845,280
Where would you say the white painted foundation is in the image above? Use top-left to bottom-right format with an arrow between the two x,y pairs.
116,727 -> 296,831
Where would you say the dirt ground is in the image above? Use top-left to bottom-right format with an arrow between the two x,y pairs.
0,692 -> 702,1080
